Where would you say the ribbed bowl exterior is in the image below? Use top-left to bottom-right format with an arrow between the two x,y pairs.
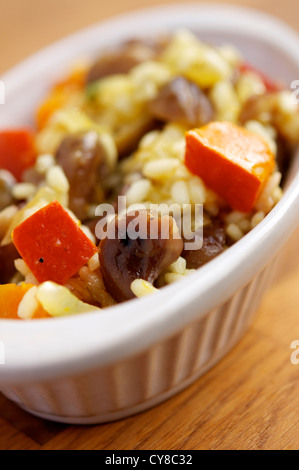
1,260 -> 275,424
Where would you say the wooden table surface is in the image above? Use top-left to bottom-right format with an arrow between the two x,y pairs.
1,0 -> 299,451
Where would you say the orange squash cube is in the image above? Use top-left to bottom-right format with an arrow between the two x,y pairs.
185,121 -> 275,212
12,201 -> 98,285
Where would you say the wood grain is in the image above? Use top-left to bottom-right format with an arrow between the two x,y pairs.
1,0 -> 299,451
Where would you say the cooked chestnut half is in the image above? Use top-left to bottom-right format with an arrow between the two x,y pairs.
56,131 -> 109,221
99,210 -> 184,302
0,243 -> 19,284
150,76 -> 214,127
182,219 -> 226,269
87,39 -> 165,85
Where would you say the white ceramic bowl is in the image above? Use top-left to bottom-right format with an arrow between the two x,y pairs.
1,4 -> 299,424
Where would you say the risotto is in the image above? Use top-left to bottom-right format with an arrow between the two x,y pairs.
0,30 -> 298,319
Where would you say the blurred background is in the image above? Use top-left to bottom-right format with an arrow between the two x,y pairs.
0,0 -> 298,74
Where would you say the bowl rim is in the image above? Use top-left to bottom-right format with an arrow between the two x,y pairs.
1,3 -> 299,384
